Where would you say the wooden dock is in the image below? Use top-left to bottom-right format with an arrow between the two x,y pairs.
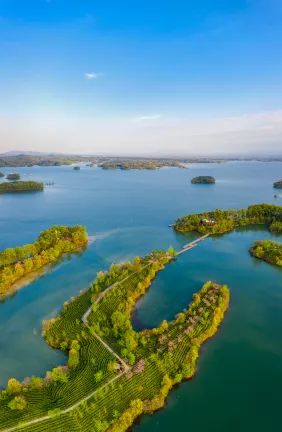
177,234 -> 209,255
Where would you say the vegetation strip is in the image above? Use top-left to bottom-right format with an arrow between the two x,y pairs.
0,225 -> 88,296
0,247 -> 229,432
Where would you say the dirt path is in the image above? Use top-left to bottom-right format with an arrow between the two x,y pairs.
2,261 -> 158,432
82,260 -> 154,325
2,371 -> 126,432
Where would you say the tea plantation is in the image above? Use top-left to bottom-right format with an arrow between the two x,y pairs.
0,250 -> 229,432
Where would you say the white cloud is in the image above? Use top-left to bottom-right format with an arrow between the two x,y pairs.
84,73 -> 102,79
133,114 -> 162,122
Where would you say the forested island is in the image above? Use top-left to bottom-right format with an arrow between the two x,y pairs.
1,153 -> 282,170
273,180 -> 282,189
0,172 -> 4,177
7,173 -> 20,180
100,160 -> 186,170
191,176 -> 215,184
0,247 -> 229,432
0,181 -> 44,194
174,204 -> 282,235
0,154 -> 92,168
250,240 -> 282,267
0,225 -> 88,296
73,166 -> 80,170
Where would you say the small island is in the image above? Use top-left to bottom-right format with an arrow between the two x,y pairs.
0,247 -> 229,432
0,172 -> 4,177
250,240 -> 282,267
174,204 -> 282,235
73,166 -> 81,170
191,176 -> 215,184
0,181 -> 44,194
6,173 -> 20,180
273,180 -> 282,189
0,225 -> 88,296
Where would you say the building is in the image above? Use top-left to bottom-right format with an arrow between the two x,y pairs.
201,218 -> 217,225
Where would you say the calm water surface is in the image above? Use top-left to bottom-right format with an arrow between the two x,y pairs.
0,162 -> 282,431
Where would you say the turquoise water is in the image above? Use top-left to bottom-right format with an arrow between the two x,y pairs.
0,162 -> 282,431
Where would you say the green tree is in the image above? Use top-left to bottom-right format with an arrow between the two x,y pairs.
167,245 -> 177,256
8,396 -> 27,411
7,378 -> 22,394
94,371 -> 103,383
51,367 -> 69,383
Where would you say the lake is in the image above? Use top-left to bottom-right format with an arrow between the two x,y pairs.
0,162 -> 282,431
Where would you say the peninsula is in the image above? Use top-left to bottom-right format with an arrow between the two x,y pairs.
0,181 -> 44,194
191,176 -> 215,184
250,240 -> 282,267
0,248 -> 229,432
174,204 -> 282,235
273,180 -> 282,189
0,225 -> 88,296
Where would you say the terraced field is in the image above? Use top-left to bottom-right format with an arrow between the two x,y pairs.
0,250 -> 229,432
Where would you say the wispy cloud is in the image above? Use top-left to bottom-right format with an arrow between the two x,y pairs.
84,73 -> 102,80
2,111 -> 281,156
133,114 -> 162,122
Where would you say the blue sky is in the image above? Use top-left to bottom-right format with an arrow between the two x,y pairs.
0,0 -> 281,155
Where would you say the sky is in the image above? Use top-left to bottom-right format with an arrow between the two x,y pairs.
0,0 -> 281,156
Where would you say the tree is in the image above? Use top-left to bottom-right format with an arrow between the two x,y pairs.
70,340 -> 80,351
167,245 -> 177,256
127,352 -> 136,366
51,367 -> 69,383
94,371 -> 103,383
174,373 -> 182,383
107,361 -> 118,373
8,396 -> 27,411
68,349 -> 79,369
60,341 -> 68,351
30,376 -> 44,390
7,378 -> 22,394
160,320 -> 169,332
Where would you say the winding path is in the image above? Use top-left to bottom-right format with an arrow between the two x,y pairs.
82,260 -> 155,325
2,260 -> 158,432
2,371 -> 127,432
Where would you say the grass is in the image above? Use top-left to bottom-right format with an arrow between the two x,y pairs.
0,251 -> 229,432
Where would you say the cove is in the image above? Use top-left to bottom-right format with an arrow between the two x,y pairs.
1,162 -> 282,431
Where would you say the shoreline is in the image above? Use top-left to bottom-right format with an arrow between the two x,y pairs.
0,240 -> 88,298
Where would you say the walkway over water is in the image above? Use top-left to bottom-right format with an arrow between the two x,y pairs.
177,234 -> 209,255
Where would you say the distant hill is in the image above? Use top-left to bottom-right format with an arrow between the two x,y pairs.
0,151 -> 62,157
